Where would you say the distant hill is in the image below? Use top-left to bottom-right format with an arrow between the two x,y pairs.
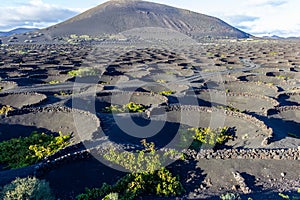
262,35 -> 284,39
0,28 -> 39,37
262,35 -> 300,40
286,36 -> 300,40
43,0 -> 250,39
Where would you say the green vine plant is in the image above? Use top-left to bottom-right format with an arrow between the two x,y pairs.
54,91 -> 72,97
220,192 -> 241,200
0,105 -> 14,115
158,90 -> 175,96
76,140 -> 185,200
278,188 -> 300,200
48,80 -> 60,85
0,131 -> 71,169
178,126 -> 235,150
156,79 -> 166,83
67,68 -> 99,77
102,102 -> 147,113
0,176 -> 54,200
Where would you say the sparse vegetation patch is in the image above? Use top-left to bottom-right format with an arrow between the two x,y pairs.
0,177 -> 54,200
0,131 -> 71,169
102,102 -> 146,113
159,90 -> 175,96
48,80 -> 60,84
76,140 -> 184,200
0,105 -> 14,115
179,126 -> 235,150
68,68 -> 99,77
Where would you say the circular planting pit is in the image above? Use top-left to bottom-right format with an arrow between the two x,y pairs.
124,70 -> 150,79
149,73 -> 180,83
68,91 -> 168,113
239,75 -> 288,85
0,81 -> 17,92
266,71 -> 300,79
97,114 -> 186,148
10,77 -> 45,86
139,83 -> 189,94
166,83 -> 190,94
156,63 -> 195,77
103,91 -> 168,106
267,106 -> 300,148
188,90 -> 279,114
160,105 -> 272,149
220,81 -> 278,97
98,75 -> 129,85
40,156 -> 126,200
0,107 -> 100,142
0,92 -> 47,109
43,74 -> 73,84
278,91 -> 300,105
270,106 -> 300,123
220,74 -> 238,82
252,67 -> 286,74
5,71 -> 26,78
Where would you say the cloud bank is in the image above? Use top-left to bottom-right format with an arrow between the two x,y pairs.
220,0 -> 300,37
0,0 -> 79,31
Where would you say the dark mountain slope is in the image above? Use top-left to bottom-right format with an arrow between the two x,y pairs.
44,0 -> 250,39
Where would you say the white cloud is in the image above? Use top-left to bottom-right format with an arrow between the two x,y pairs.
218,0 -> 300,37
0,0 -> 79,31
151,0 -> 300,37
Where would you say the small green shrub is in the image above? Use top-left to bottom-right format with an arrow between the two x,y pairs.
54,91 -> 71,97
76,140 -> 185,200
0,105 -> 14,115
102,102 -> 146,113
269,51 -> 278,55
79,35 -> 92,41
102,105 -> 124,113
70,34 -> 78,39
103,193 -> 119,200
48,80 -> 60,84
179,127 -> 234,150
99,81 -> 110,85
68,70 -> 79,77
126,102 -> 146,113
17,50 -> 28,55
193,127 -> 233,145
278,191 -> 300,200
156,79 -> 166,83
159,90 -> 175,96
0,177 -> 54,200
220,193 -> 241,200
68,68 -> 98,77
275,75 -> 288,80
278,193 -> 290,199
206,52 -> 213,57
0,131 -> 71,169
103,140 -> 161,173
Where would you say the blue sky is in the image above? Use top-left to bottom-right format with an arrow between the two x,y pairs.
1,0 -> 299,37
